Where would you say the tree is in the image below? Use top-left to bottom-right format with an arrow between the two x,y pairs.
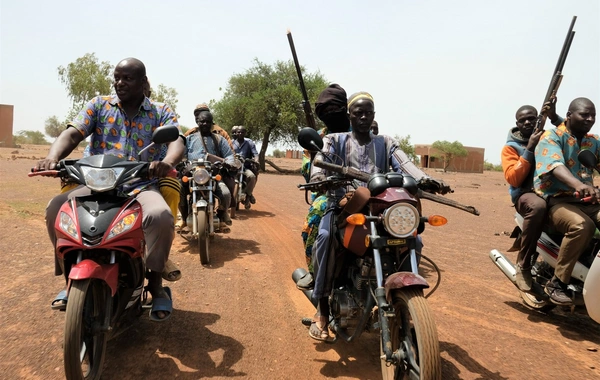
431,140 -> 468,172
150,84 -> 179,116
57,53 -> 114,113
211,59 -> 328,171
394,134 -> 419,165
15,130 -> 49,145
44,116 -> 63,138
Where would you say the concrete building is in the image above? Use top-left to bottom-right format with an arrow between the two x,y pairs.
414,144 -> 485,173
0,104 -> 14,147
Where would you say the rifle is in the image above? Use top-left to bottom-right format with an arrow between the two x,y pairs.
535,16 -> 577,132
287,29 -> 317,130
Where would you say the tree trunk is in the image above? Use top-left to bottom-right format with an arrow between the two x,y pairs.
258,128 -> 271,172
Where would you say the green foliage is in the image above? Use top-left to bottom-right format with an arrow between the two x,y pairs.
15,130 -> 49,145
44,115 -> 63,138
57,53 -> 114,110
394,134 -> 419,165
180,125 -> 190,135
151,84 -> 179,117
431,140 -> 468,172
210,58 -> 328,171
272,149 -> 285,158
484,160 -> 503,171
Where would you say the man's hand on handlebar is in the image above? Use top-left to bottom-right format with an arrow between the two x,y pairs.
34,157 -> 60,172
149,161 -> 174,178
574,183 -> 600,203
418,177 -> 453,195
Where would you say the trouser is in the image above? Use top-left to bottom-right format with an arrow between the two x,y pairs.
243,168 -> 257,197
311,209 -> 424,301
547,199 -> 600,283
48,185 -> 173,276
514,192 -> 547,268
179,180 -> 231,222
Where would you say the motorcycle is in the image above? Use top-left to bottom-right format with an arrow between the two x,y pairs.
230,154 -> 259,217
179,153 -> 236,264
490,149 -> 600,322
292,128 -> 480,380
29,126 -> 180,380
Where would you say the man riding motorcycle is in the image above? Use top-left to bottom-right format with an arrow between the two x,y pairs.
231,125 -> 259,209
307,91 -> 451,341
36,57 -> 184,321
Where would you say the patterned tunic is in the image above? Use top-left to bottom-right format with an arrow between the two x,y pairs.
70,95 -> 179,162
534,123 -> 600,199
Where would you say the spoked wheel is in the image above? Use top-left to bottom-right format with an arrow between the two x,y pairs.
381,288 -> 441,380
230,183 -> 239,219
64,279 -> 109,380
198,211 -> 210,264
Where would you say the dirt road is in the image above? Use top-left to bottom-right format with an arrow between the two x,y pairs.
1,148 -> 599,379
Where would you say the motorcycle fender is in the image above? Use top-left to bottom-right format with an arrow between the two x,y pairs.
195,200 -> 208,209
384,272 -> 429,302
68,260 -> 119,296
584,252 -> 600,323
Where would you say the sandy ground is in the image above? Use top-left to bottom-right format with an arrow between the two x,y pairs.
0,145 -> 599,379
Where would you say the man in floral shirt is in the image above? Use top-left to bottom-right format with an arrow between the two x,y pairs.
36,57 -> 184,321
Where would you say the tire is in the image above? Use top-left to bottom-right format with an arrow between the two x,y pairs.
520,291 -> 556,313
64,279 -> 108,380
230,183 -> 239,219
381,288 -> 441,380
198,211 -> 209,264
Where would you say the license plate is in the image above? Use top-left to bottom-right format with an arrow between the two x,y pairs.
387,239 -> 406,245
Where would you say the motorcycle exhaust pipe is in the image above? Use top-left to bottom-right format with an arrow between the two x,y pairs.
489,249 -> 517,285
292,268 -> 317,308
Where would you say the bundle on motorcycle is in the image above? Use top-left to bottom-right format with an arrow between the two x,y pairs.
29,126 -> 179,380
178,153 -> 237,264
292,127 -> 479,380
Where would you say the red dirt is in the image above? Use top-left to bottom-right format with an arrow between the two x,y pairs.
0,145 -> 599,379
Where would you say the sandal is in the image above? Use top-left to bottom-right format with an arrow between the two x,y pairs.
175,220 -> 187,230
149,287 -> 173,322
51,289 -> 68,311
161,259 -> 182,282
308,318 -> 331,342
219,222 -> 231,234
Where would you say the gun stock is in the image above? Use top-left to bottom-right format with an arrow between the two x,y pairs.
287,30 -> 317,130
535,16 -> 576,132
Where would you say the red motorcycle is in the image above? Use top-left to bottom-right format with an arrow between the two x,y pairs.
293,128 -> 479,380
29,126 -> 179,380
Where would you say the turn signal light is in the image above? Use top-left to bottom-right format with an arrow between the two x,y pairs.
215,174 -> 222,181
428,215 -> 447,226
182,176 -> 189,183
346,213 -> 366,226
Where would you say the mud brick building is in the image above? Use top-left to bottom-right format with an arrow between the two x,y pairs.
0,104 -> 14,147
414,144 -> 485,173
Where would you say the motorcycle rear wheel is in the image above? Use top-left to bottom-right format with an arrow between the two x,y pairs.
64,279 -> 109,380
198,211 -> 210,264
230,182 -> 239,219
381,288 -> 441,380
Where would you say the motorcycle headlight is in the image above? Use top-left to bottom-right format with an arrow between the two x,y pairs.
382,203 -> 419,238
81,167 -> 124,191
59,211 -> 79,240
233,159 -> 243,169
192,168 -> 211,185
107,212 -> 139,240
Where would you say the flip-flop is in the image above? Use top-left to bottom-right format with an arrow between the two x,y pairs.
51,289 -> 68,311
308,320 -> 331,342
219,222 -> 231,234
149,287 -> 173,322
161,259 -> 182,282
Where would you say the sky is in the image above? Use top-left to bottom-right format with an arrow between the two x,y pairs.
1,0 -> 599,164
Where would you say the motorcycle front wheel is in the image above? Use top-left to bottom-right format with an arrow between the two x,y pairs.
381,288 -> 441,380
230,182 -> 239,219
198,210 -> 210,264
64,279 -> 109,380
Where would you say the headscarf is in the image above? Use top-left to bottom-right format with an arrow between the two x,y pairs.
315,84 -> 347,119
347,91 -> 374,109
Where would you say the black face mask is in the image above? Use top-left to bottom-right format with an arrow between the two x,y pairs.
320,112 -> 351,133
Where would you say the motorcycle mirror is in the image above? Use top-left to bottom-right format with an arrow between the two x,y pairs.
152,125 -> 180,145
578,149 -> 599,174
298,127 -> 323,152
